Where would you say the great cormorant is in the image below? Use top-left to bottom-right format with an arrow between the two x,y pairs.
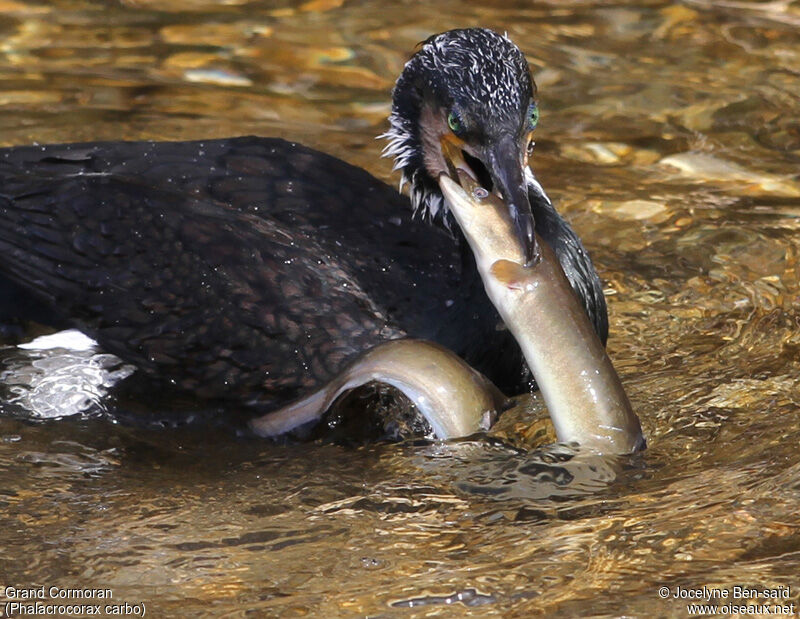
0,28 -> 606,421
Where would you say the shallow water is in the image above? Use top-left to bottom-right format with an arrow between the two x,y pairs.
1,0 -> 800,616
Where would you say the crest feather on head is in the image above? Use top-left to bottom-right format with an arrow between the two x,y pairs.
379,28 -> 533,227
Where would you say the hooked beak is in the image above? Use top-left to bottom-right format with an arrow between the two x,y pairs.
439,135 -> 539,265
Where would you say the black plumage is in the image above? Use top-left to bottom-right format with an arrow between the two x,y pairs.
0,28 -> 607,412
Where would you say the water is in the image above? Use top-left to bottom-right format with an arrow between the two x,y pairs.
1,0 -> 800,616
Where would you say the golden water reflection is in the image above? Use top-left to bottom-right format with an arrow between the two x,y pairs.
1,0 -> 799,616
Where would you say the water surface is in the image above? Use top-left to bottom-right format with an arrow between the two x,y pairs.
1,1 -> 799,616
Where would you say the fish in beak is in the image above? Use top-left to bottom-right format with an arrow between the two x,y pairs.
438,169 -> 645,454
439,135 -> 538,265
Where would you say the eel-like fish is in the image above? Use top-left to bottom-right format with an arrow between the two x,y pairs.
439,170 -> 645,454
251,338 -> 506,439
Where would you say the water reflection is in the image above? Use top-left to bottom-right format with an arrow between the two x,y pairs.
1,0 -> 800,616
1,331 -> 135,419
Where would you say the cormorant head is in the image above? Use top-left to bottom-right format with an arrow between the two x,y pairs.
382,28 -> 541,263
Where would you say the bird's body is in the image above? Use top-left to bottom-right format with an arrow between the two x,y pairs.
0,136 -> 527,407
0,28 -> 608,422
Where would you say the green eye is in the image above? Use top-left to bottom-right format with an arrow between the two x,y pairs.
447,111 -> 463,135
527,103 -> 539,129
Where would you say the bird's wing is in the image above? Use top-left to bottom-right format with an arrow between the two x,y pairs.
0,173 -> 402,406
